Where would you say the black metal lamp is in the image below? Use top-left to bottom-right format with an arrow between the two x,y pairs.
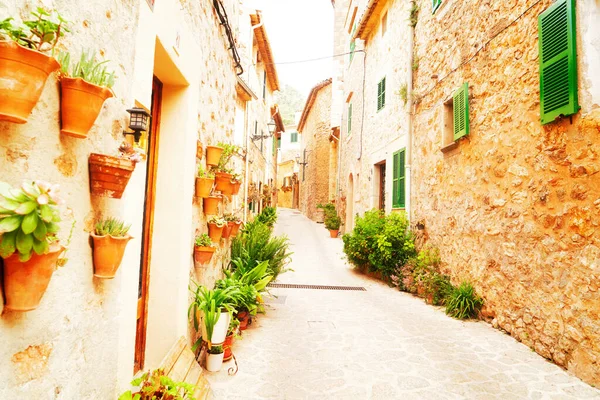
123,107 -> 151,143
267,117 -> 277,135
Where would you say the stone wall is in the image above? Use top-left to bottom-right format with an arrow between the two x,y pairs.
299,83 -> 332,220
412,0 -> 600,385
277,160 -> 295,208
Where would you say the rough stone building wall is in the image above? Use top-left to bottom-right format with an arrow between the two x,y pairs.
299,83 -> 332,220
277,160 -> 295,208
0,0 -> 254,397
412,0 -> 600,385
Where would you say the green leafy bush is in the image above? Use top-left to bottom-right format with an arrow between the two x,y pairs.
118,369 -> 196,400
319,203 -> 342,230
402,246 -> 452,305
445,282 -> 484,319
342,210 -> 385,270
256,206 -> 277,228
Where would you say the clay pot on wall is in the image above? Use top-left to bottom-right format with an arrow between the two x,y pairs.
228,221 -> 242,238
207,223 -> 224,243
194,245 -> 216,264
221,223 -> 233,239
214,172 -> 234,195
91,234 -> 132,278
203,196 -> 222,215
231,180 -> 241,196
196,141 -> 203,159
0,41 -> 60,123
60,77 -> 113,138
195,177 -> 214,198
89,153 -> 136,199
206,146 -> 224,167
329,229 -> 339,238
2,245 -> 64,311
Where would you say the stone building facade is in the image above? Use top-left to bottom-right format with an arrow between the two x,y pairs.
298,79 -> 333,220
0,0 -> 279,397
331,0 -> 600,386
277,124 -> 301,209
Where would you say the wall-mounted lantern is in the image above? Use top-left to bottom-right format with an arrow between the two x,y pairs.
123,107 -> 151,143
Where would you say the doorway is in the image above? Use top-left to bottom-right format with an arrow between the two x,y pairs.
134,76 -> 163,373
376,162 -> 386,211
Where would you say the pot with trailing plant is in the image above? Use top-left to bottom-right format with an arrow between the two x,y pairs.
57,50 -> 115,138
205,145 -> 223,167
195,166 -> 214,198
223,317 -> 239,361
207,216 -> 226,243
89,143 -> 142,199
0,181 -> 65,311
91,217 -> 132,279
0,8 -> 67,123
206,345 -> 224,372
193,233 -> 215,265
203,195 -> 222,215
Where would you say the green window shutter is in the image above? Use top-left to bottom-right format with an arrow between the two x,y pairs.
453,82 -> 469,140
377,77 -> 386,111
392,149 -> 405,208
291,132 -> 298,143
350,23 -> 357,63
538,0 -> 579,125
348,103 -> 352,133
392,151 -> 399,207
432,0 -> 442,13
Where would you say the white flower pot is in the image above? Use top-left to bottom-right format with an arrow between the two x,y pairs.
206,352 -> 224,372
201,311 -> 230,344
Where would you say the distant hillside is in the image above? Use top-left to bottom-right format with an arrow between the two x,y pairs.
275,84 -> 305,125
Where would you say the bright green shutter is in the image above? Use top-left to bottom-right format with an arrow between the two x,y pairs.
350,23 -> 357,63
433,0 -> 442,13
392,151 -> 399,207
348,103 -> 352,133
397,150 -> 405,208
538,0 -> 579,125
377,77 -> 386,111
453,82 -> 469,140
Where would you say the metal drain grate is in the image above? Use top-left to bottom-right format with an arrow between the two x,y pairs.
268,283 -> 366,291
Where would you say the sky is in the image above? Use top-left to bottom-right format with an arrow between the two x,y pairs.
248,0 -> 334,98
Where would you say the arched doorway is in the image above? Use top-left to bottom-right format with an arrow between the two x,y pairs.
346,173 -> 354,231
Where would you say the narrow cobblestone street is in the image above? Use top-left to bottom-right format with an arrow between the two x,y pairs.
205,209 -> 600,399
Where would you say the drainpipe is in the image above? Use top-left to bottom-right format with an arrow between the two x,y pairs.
405,6 -> 415,224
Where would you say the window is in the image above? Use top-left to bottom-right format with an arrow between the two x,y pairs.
277,137 -> 281,149
392,149 -> 405,208
290,131 -> 298,143
349,23 -> 357,63
538,0 -> 579,125
347,103 -> 353,134
432,0 -> 442,14
377,77 -> 386,111
452,83 -> 469,140
382,11 -> 388,36
262,70 -> 267,100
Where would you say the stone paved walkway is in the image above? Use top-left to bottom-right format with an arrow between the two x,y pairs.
205,208 -> 600,399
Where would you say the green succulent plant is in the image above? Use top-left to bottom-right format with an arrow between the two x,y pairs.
208,216 -> 226,227
0,181 -> 62,262
0,8 -> 69,52
197,166 -> 215,179
57,50 -> 116,88
194,233 -> 212,247
207,345 -> 223,355
94,217 -> 130,237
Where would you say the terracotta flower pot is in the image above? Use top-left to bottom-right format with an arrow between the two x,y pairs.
206,146 -> 224,167
0,42 -> 60,123
60,77 -> 113,138
329,229 -> 339,238
237,311 -> 249,331
203,196 -> 221,215
223,334 -> 234,361
91,234 -> 132,278
215,172 -> 234,195
228,221 -> 242,238
194,245 -> 216,264
231,180 -> 241,195
196,141 -> 203,159
208,223 -> 224,243
195,177 -> 214,198
2,245 -> 65,312
89,153 -> 135,199
221,223 -> 233,239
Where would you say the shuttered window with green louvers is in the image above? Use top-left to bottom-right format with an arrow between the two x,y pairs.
538,0 -> 579,125
377,77 -> 386,112
432,0 -> 442,13
392,149 -> 406,208
453,82 -> 469,140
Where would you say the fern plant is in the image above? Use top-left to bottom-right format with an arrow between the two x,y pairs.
57,50 -> 116,88
94,217 -> 130,237
445,282 -> 484,319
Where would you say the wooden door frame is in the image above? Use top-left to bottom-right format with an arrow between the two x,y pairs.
134,76 -> 163,373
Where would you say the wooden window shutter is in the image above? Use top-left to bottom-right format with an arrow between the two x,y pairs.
392,151 -> 399,208
398,149 -> 405,208
453,82 -> 469,140
538,0 -> 579,125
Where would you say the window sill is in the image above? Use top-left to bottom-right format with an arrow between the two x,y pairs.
440,141 -> 459,153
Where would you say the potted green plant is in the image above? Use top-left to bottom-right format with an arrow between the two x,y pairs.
221,213 -> 236,239
56,50 -> 116,138
203,195 -> 222,215
205,144 -> 223,167
213,143 -> 241,195
91,217 -> 132,278
195,166 -> 214,198
207,216 -> 226,242
0,180 -> 65,311
189,285 -> 239,348
206,345 -> 224,372
194,233 -> 215,265
0,8 -> 68,123
118,369 -> 196,400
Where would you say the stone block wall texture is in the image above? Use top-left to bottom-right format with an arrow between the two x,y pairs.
277,160 -> 295,208
412,0 -> 600,385
0,0 -> 256,397
299,83 -> 332,220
